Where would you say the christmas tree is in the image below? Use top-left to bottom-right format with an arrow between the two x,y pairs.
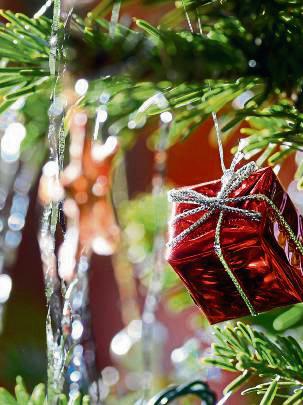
0,0 -> 303,403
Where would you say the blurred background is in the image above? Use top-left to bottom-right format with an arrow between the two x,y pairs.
0,1 -> 300,403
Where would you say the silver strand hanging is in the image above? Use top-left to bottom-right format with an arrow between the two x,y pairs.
38,0 -> 72,400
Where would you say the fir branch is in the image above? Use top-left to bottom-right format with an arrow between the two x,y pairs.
203,322 -> 303,404
81,75 -> 259,146
0,11 -> 52,111
0,5 -> 302,173
226,102 -> 303,176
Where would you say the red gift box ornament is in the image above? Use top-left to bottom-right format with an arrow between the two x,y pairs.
167,149 -> 303,324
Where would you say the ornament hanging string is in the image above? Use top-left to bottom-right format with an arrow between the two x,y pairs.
180,0 -> 226,173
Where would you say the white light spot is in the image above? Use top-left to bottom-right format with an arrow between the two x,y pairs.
58,227 -> 78,280
70,370 -> 81,382
101,367 -> 119,386
49,35 -> 57,47
0,274 -> 12,304
127,320 -> 142,340
42,161 -> 59,177
110,331 -> 132,356
92,237 -> 114,256
128,120 -> 136,129
75,79 -> 89,96
71,320 -> 84,340
73,356 -> 81,367
273,164 -> 281,175
160,111 -> 173,124
1,123 -> 26,162
73,344 -> 83,357
8,213 -> 25,231
238,138 -> 249,152
97,108 -> 108,123
93,109 -> 108,140
91,136 -> 118,162
171,347 -> 187,364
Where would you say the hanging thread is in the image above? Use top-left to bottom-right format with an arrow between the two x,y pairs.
181,1 -> 226,173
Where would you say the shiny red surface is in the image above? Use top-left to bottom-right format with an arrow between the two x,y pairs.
167,167 -> 303,324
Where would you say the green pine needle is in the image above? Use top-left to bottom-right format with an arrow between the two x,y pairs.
0,377 -> 90,405
203,322 -> 303,404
